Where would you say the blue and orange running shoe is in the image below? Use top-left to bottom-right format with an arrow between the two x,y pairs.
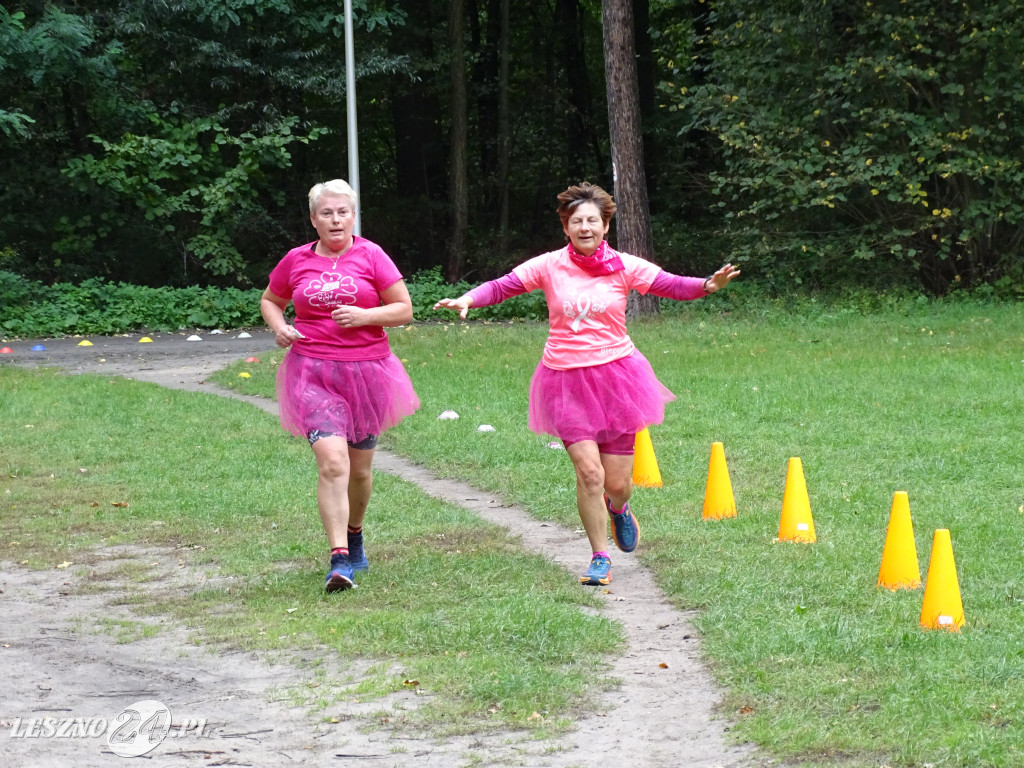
325,553 -> 354,592
579,554 -> 612,586
606,495 -> 640,553
347,531 -> 369,573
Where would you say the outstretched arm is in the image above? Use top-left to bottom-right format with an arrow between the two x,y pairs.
648,263 -> 741,302
433,273 -> 527,319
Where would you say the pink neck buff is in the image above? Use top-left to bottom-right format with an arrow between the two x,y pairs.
566,239 -> 624,276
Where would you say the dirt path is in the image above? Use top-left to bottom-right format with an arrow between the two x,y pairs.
1,331 -> 764,768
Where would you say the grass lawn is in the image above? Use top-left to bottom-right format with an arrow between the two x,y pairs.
374,302 -> 1024,768
0,366 -> 619,736
4,298 -> 1023,766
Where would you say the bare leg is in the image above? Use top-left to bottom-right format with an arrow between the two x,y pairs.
601,453 -> 634,512
311,436 -> 351,549
566,441 -> 610,552
347,446 -> 375,529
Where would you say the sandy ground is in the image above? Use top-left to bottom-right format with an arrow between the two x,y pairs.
0,330 -> 769,768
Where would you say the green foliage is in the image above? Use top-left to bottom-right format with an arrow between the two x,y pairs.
0,5 -> 36,141
673,0 -> 1024,294
0,0 -> 412,287
0,270 -> 550,338
8,0 -> 1024,297
63,113 -> 326,280
0,271 -> 264,336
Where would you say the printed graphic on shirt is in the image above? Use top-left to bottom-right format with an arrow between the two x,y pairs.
304,272 -> 359,308
562,291 -> 609,332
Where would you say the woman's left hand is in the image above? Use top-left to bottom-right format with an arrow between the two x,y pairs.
705,263 -> 741,293
331,305 -> 369,328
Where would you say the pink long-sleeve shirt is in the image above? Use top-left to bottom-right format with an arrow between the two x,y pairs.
467,246 -> 707,370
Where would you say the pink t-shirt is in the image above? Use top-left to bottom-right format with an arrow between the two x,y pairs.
513,247 -> 661,370
268,238 -> 403,361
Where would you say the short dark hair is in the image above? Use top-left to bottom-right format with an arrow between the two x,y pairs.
556,182 -> 616,227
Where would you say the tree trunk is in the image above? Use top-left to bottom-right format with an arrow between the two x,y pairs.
601,0 -> 659,317
447,0 -> 469,282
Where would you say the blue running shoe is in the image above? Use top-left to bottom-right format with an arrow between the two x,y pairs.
325,553 -> 354,592
347,531 -> 369,573
579,554 -> 612,586
606,495 -> 640,553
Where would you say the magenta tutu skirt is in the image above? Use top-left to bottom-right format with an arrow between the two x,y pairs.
527,350 -> 676,445
276,350 -> 420,443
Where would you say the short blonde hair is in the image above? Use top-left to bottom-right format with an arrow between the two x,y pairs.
308,179 -> 358,213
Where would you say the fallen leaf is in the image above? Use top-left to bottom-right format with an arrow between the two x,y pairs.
56,561 -> 72,569
659,662 -> 669,669
402,679 -> 419,687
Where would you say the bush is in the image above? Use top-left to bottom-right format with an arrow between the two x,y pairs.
0,269 -> 551,339
0,274 -> 264,337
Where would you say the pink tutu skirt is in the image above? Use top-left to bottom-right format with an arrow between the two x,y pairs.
527,350 -> 675,445
276,350 -> 420,443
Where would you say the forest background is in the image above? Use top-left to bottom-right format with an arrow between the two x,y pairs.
2,0 -> 1023,302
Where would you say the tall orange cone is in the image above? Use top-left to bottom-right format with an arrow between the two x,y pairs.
632,427 -> 663,488
919,529 -> 965,631
778,457 -> 815,542
702,442 -> 736,519
877,491 -> 921,590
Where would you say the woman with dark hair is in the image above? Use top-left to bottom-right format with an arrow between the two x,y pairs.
435,182 -> 738,586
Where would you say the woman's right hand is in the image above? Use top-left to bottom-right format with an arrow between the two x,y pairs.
433,296 -> 473,320
274,324 -> 304,348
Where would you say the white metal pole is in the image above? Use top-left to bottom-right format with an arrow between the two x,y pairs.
344,0 -> 361,235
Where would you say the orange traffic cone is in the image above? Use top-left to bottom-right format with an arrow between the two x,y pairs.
877,491 -> 921,590
778,457 -> 816,542
632,427 -> 662,488
920,529 -> 965,631
702,442 -> 736,519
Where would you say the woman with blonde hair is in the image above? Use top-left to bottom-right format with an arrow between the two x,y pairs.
261,179 -> 419,592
